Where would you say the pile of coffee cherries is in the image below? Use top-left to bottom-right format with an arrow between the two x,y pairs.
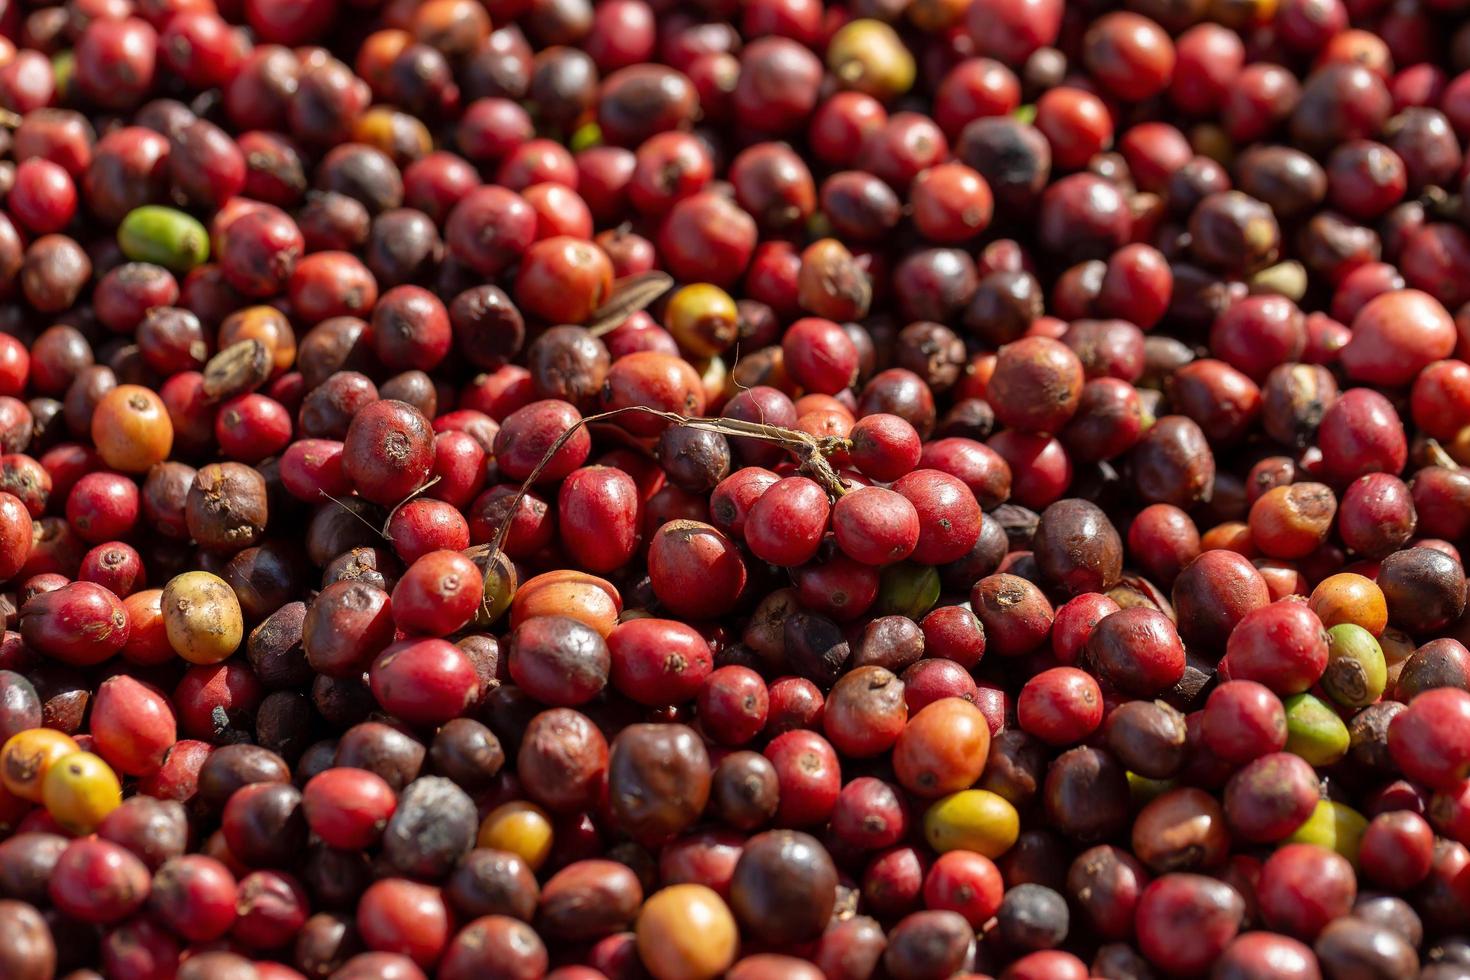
3,0 -> 1470,976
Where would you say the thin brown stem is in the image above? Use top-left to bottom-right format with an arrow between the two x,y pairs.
1426,439 -> 1461,471
315,489 -> 386,535
380,475 -> 444,539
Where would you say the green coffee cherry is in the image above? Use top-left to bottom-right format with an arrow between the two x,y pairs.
569,122 -> 602,153
51,51 -> 75,101
466,544 -> 517,628
875,562 -> 940,619
1288,799 -> 1367,866
1283,692 -> 1350,767
1321,623 -> 1387,708
1127,772 -> 1174,807
118,206 -> 210,273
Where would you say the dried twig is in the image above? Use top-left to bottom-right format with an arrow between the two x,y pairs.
585,271 -> 675,337
485,406 -> 853,563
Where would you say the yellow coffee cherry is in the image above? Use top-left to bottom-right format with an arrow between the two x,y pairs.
924,789 -> 1020,858
1288,799 -> 1368,866
163,571 -> 244,664
42,751 -> 122,833
664,284 -> 739,358
478,801 -> 554,870
636,884 -> 739,980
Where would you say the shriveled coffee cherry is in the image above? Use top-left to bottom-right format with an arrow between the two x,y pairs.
517,708 -> 609,815
607,723 -> 710,846
508,615 -> 609,707
221,781 -> 308,868
1033,498 -> 1122,596
1378,546 -> 1467,635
